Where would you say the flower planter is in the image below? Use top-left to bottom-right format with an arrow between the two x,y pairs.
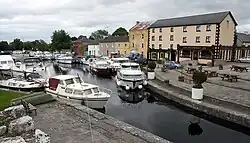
147,72 -> 155,80
191,88 -> 203,100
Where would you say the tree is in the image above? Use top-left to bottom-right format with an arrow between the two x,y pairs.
51,30 -> 71,51
88,36 -> 95,40
90,30 -> 109,41
10,38 -> 23,50
0,41 -> 10,51
112,27 -> 128,37
71,36 -> 77,41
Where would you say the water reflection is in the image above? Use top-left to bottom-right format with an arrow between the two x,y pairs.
117,88 -> 146,104
188,117 -> 203,136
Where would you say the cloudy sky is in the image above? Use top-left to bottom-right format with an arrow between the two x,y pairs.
0,0 -> 249,42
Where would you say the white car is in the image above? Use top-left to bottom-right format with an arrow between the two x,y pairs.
238,56 -> 250,63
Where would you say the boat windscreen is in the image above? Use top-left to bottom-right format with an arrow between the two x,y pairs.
65,78 -> 74,85
83,89 -> 92,95
1,61 -> 7,64
74,77 -> 82,83
92,87 -> 99,93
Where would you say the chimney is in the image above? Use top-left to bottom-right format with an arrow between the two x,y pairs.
136,21 -> 140,24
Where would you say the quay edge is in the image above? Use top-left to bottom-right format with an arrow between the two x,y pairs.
58,99 -> 172,143
146,80 -> 250,129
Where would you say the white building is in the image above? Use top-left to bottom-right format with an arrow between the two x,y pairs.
88,44 -> 100,56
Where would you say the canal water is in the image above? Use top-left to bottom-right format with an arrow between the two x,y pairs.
42,63 -> 250,143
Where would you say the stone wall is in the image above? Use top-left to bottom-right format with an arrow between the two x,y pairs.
0,105 -> 50,143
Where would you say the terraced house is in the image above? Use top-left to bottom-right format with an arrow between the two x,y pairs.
148,11 -> 237,65
99,36 -> 129,57
129,21 -> 154,58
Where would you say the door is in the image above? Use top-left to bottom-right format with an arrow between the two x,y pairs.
170,50 -> 176,61
193,51 -> 198,60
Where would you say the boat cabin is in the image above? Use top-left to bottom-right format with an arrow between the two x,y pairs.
120,63 -> 140,70
0,55 -> 15,69
23,57 -> 43,66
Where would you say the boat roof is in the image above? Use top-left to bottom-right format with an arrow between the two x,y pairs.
67,83 -> 98,90
0,55 -> 14,61
95,60 -> 108,64
50,75 -> 78,80
120,70 -> 143,75
121,62 -> 139,66
111,57 -> 129,61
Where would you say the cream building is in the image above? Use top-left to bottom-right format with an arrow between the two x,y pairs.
148,11 -> 237,64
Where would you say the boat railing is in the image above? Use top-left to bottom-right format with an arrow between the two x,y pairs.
99,87 -> 112,95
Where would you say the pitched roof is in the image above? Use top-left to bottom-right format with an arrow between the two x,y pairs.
237,33 -> 250,43
73,36 -> 98,45
100,36 -> 129,43
130,21 -> 154,31
150,11 -> 237,28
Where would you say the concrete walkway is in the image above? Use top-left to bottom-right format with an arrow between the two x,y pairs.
33,100 -> 170,143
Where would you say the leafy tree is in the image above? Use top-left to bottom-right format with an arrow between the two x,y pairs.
23,41 -> 33,50
0,41 -> 10,51
51,30 -> 71,51
90,30 -> 109,41
88,36 -> 95,40
71,36 -> 77,41
78,35 -> 85,40
112,27 -> 128,37
10,38 -> 23,50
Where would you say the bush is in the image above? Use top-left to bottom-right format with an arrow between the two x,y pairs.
147,61 -> 156,72
192,67 -> 207,89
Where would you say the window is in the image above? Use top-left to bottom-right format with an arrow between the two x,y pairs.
170,44 -> 173,49
73,90 -> 83,95
183,37 -> 187,43
152,44 -> 155,49
59,80 -> 64,85
132,35 -> 134,39
159,44 -> 162,49
142,43 -> 144,48
196,36 -> 200,43
159,28 -> 162,33
182,50 -> 190,58
183,26 -> 187,32
83,89 -> 92,95
118,44 -> 120,47
159,35 -> 162,41
206,25 -> 211,31
125,44 -> 127,47
65,79 -> 74,85
227,20 -> 229,29
132,43 -> 134,47
152,36 -> 155,41
152,28 -> 155,33
206,36 -> 211,43
92,87 -> 99,93
170,35 -> 174,41
1,61 -> 7,64
142,34 -> 144,39
170,27 -> 174,32
65,88 -> 73,94
196,25 -> 201,32
201,50 -> 212,59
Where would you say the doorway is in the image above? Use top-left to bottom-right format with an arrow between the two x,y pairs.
193,51 -> 198,60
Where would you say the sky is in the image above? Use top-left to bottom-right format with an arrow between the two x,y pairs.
0,0 -> 250,42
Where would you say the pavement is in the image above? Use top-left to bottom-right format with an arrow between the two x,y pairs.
33,100 -> 171,143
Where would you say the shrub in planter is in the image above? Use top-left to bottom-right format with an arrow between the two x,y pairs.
218,64 -> 223,70
191,67 -> 207,100
147,61 -> 156,79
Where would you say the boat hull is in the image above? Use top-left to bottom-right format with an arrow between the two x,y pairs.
90,68 -> 112,77
0,84 -> 45,92
116,78 -> 147,91
45,89 -> 109,109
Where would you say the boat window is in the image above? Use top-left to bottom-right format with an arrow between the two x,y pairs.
65,79 -> 74,85
65,88 -> 73,94
73,90 -> 83,95
74,77 -> 82,83
83,89 -> 92,95
8,61 -> 14,64
92,87 -> 99,93
122,74 -> 142,79
1,61 -> 7,64
59,80 -> 64,85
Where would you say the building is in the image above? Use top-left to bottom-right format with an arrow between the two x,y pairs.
148,11 -> 237,65
72,36 -> 98,56
88,43 -> 100,56
99,36 -> 129,56
129,21 -> 154,58
237,32 -> 250,47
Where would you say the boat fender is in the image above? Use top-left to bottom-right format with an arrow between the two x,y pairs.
138,85 -> 143,89
143,80 -> 148,85
125,86 -> 130,90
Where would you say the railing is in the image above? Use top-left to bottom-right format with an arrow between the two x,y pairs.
99,87 -> 112,95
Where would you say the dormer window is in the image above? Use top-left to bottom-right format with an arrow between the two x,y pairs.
196,25 -> 201,32
206,25 -> 211,31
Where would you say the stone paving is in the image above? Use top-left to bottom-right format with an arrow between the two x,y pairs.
33,100 -> 170,143
155,68 -> 250,110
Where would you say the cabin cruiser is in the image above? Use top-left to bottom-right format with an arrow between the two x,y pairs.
82,57 -> 97,66
42,52 -> 52,60
56,54 -> 73,64
0,72 -> 46,92
116,62 -> 147,91
45,75 -> 112,109
0,55 -> 16,75
21,57 -> 46,72
108,57 -> 130,74
89,60 -> 112,76
58,64 -> 71,74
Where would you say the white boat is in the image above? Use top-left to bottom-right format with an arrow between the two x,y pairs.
0,55 -> 16,75
82,58 -> 97,66
42,52 -> 52,60
89,60 -> 112,76
0,72 -> 46,92
116,62 -> 147,91
56,54 -> 73,64
108,57 -> 130,73
238,56 -> 250,63
45,75 -> 112,109
21,57 -> 46,73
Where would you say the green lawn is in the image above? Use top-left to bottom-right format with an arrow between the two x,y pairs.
0,89 -> 26,111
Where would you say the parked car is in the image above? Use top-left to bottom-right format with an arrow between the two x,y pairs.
165,61 -> 181,69
238,56 -> 250,63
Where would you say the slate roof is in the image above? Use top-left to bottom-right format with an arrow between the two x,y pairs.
100,36 -> 129,43
73,36 -> 98,45
150,11 -> 237,28
130,21 -> 154,31
237,33 -> 250,43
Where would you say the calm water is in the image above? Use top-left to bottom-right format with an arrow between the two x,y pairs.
43,63 -> 250,143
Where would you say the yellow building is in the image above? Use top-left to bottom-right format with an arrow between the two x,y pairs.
129,21 -> 153,58
148,11 -> 237,64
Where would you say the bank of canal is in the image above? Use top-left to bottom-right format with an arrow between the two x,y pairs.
42,63 -> 250,143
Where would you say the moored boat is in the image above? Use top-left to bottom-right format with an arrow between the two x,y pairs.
45,75 -> 112,109
89,60 -> 112,77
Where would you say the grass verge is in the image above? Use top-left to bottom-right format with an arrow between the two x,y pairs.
0,89 -> 26,111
